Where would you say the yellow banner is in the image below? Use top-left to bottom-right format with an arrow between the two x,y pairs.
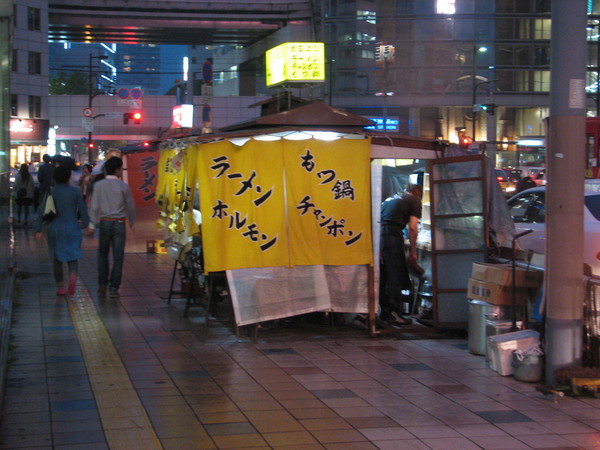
156,147 -> 187,213
283,138 -> 373,266
197,140 -> 289,272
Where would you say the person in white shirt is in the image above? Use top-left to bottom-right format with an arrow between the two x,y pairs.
87,156 -> 135,297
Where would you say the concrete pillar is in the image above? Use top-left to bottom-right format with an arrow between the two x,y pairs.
409,107 -> 420,137
0,13 -> 9,175
545,0 -> 587,384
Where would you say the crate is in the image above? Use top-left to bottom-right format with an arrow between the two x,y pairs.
486,330 -> 540,376
471,262 -> 542,288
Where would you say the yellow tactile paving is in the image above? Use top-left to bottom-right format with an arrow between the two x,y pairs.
67,294 -> 163,450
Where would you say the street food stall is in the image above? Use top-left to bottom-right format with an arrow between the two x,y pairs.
154,100 -> 514,334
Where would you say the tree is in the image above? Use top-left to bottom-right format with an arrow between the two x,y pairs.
49,71 -> 89,95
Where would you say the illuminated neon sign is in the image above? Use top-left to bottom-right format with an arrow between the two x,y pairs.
364,117 -> 399,132
266,42 -> 325,87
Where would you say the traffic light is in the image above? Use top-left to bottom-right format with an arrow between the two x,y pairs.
480,104 -> 495,115
459,136 -> 473,148
123,112 -> 142,124
88,142 -> 95,150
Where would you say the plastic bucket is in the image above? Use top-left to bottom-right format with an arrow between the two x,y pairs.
512,352 -> 543,382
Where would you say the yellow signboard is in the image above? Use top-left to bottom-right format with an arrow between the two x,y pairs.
266,42 -> 325,87
196,137 -> 372,272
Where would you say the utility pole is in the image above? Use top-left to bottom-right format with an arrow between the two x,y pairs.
87,54 -> 107,163
545,0 -> 587,384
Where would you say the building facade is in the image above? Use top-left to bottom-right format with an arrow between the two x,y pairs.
8,0 -> 50,168
4,0 -> 600,170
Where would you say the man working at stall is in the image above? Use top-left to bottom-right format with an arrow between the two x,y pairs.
379,183 -> 423,326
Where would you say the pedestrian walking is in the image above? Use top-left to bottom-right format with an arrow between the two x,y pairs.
37,153 -> 55,200
78,163 -> 93,204
14,163 -> 35,225
86,156 -> 136,297
34,165 -> 90,296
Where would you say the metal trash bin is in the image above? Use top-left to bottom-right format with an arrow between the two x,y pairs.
468,300 -> 509,355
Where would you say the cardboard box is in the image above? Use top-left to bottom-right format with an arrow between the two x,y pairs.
487,330 -> 540,376
467,278 -> 530,306
471,262 -> 542,288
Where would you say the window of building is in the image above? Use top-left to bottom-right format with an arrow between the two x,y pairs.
11,49 -> 17,72
515,45 -> 533,65
589,0 -> 600,14
357,10 -> 377,25
394,45 -> 413,66
587,70 -> 599,99
534,19 -> 551,39
533,44 -> 550,66
436,0 -> 455,15
10,95 -> 17,117
394,20 -> 414,41
432,18 -> 455,40
532,70 -> 550,91
27,7 -> 40,31
28,95 -> 41,118
359,49 -> 374,59
394,69 -> 416,92
535,0 -> 551,13
28,51 -> 41,74
395,0 -> 414,14
498,0 -> 531,13
497,46 -> 515,65
423,69 -> 454,92
427,45 -> 455,65
496,70 -> 516,92
515,70 -> 529,91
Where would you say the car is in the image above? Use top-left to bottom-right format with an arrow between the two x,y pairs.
507,183 -> 600,274
495,168 -> 516,197
533,168 -> 546,186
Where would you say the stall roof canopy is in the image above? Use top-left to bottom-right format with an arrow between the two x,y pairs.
160,99 -> 443,154
220,100 -> 375,131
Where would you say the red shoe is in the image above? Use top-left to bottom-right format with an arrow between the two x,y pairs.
68,274 -> 77,296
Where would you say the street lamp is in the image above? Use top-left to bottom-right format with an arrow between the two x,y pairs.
471,45 -> 488,141
87,54 -> 108,162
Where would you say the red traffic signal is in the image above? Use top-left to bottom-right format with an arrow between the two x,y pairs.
123,112 -> 142,124
459,136 -> 473,148
88,142 -> 95,149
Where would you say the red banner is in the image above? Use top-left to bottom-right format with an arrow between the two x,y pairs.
126,151 -> 159,206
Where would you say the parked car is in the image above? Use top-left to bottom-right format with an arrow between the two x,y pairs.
532,168 -> 546,186
507,183 -> 600,274
495,168 -> 516,197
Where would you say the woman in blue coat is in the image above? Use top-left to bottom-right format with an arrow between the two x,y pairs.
35,165 -> 90,296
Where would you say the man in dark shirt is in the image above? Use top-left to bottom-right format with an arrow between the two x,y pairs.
37,154 -> 55,199
379,183 -> 423,326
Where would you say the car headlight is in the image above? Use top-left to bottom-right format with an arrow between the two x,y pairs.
506,186 -> 516,192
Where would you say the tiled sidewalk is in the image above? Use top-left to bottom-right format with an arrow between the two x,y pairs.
1,226 -> 600,449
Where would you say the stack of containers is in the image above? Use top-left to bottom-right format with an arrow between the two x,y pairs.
466,262 -> 543,367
